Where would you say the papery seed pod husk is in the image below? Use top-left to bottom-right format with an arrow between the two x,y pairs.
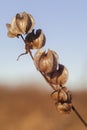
25,29 -> 46,49
56,102 -> 72,114
16,12 -> 35,34
46,64 -> 68,85
34,49 -> 59,74
6,16 -> 23,38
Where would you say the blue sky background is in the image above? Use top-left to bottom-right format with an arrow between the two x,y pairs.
0,0 -> 87,90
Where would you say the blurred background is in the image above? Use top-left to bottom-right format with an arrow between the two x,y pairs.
0,0 -> 87,90
0,0 -> 87,129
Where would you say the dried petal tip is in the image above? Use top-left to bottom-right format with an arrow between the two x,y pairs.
34,49 -> 59,74
25,29 -> 46,49
6,12 -> 35,38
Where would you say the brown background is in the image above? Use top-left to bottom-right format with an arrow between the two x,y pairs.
0,84 -> 87,130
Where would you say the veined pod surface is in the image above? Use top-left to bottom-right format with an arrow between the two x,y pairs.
6,12 -> 35,38
25,29 -> 46,49
34,49 -> 59,74
16,12 -> 35,34
46,64 -> 68,85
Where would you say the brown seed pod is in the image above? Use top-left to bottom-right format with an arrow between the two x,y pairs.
16,12 -> 35,34
34,49 -> 59,74
6,12 -> 35,38
56,102 -> 72,114
51,87 -> 72,103
25,29 -> 46,49
46,64 -> 68,85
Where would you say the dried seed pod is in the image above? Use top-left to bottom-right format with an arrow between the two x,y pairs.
6,16 -> 22,38
34,49 -> 59,74
56,102 -> 72,114
25,29 -> 46,49
16,12 -> 35,34
51,87 -> 72,103
6,12 -> 35,38
46,64 -> 68,85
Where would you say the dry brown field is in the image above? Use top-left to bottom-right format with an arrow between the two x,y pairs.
0,84 -> 87,130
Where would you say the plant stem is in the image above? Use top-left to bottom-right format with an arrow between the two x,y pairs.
20,35 -> 34,60
72,105 -> 87,127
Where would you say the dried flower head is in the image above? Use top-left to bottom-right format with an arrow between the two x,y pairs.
34,49 -> 59,74
25,29 -> 46,49
6,12 -> 35,38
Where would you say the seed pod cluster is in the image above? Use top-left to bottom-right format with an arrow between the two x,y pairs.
33,42 -> 72,113
6,11 -> 72,114
6,11 -> 46,59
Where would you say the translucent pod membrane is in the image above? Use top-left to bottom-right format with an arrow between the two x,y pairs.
34,49 -> 59,74
25,29 -> 46,49
6,12 -> 35,38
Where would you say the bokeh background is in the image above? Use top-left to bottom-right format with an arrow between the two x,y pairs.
0,0 -> 87,129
